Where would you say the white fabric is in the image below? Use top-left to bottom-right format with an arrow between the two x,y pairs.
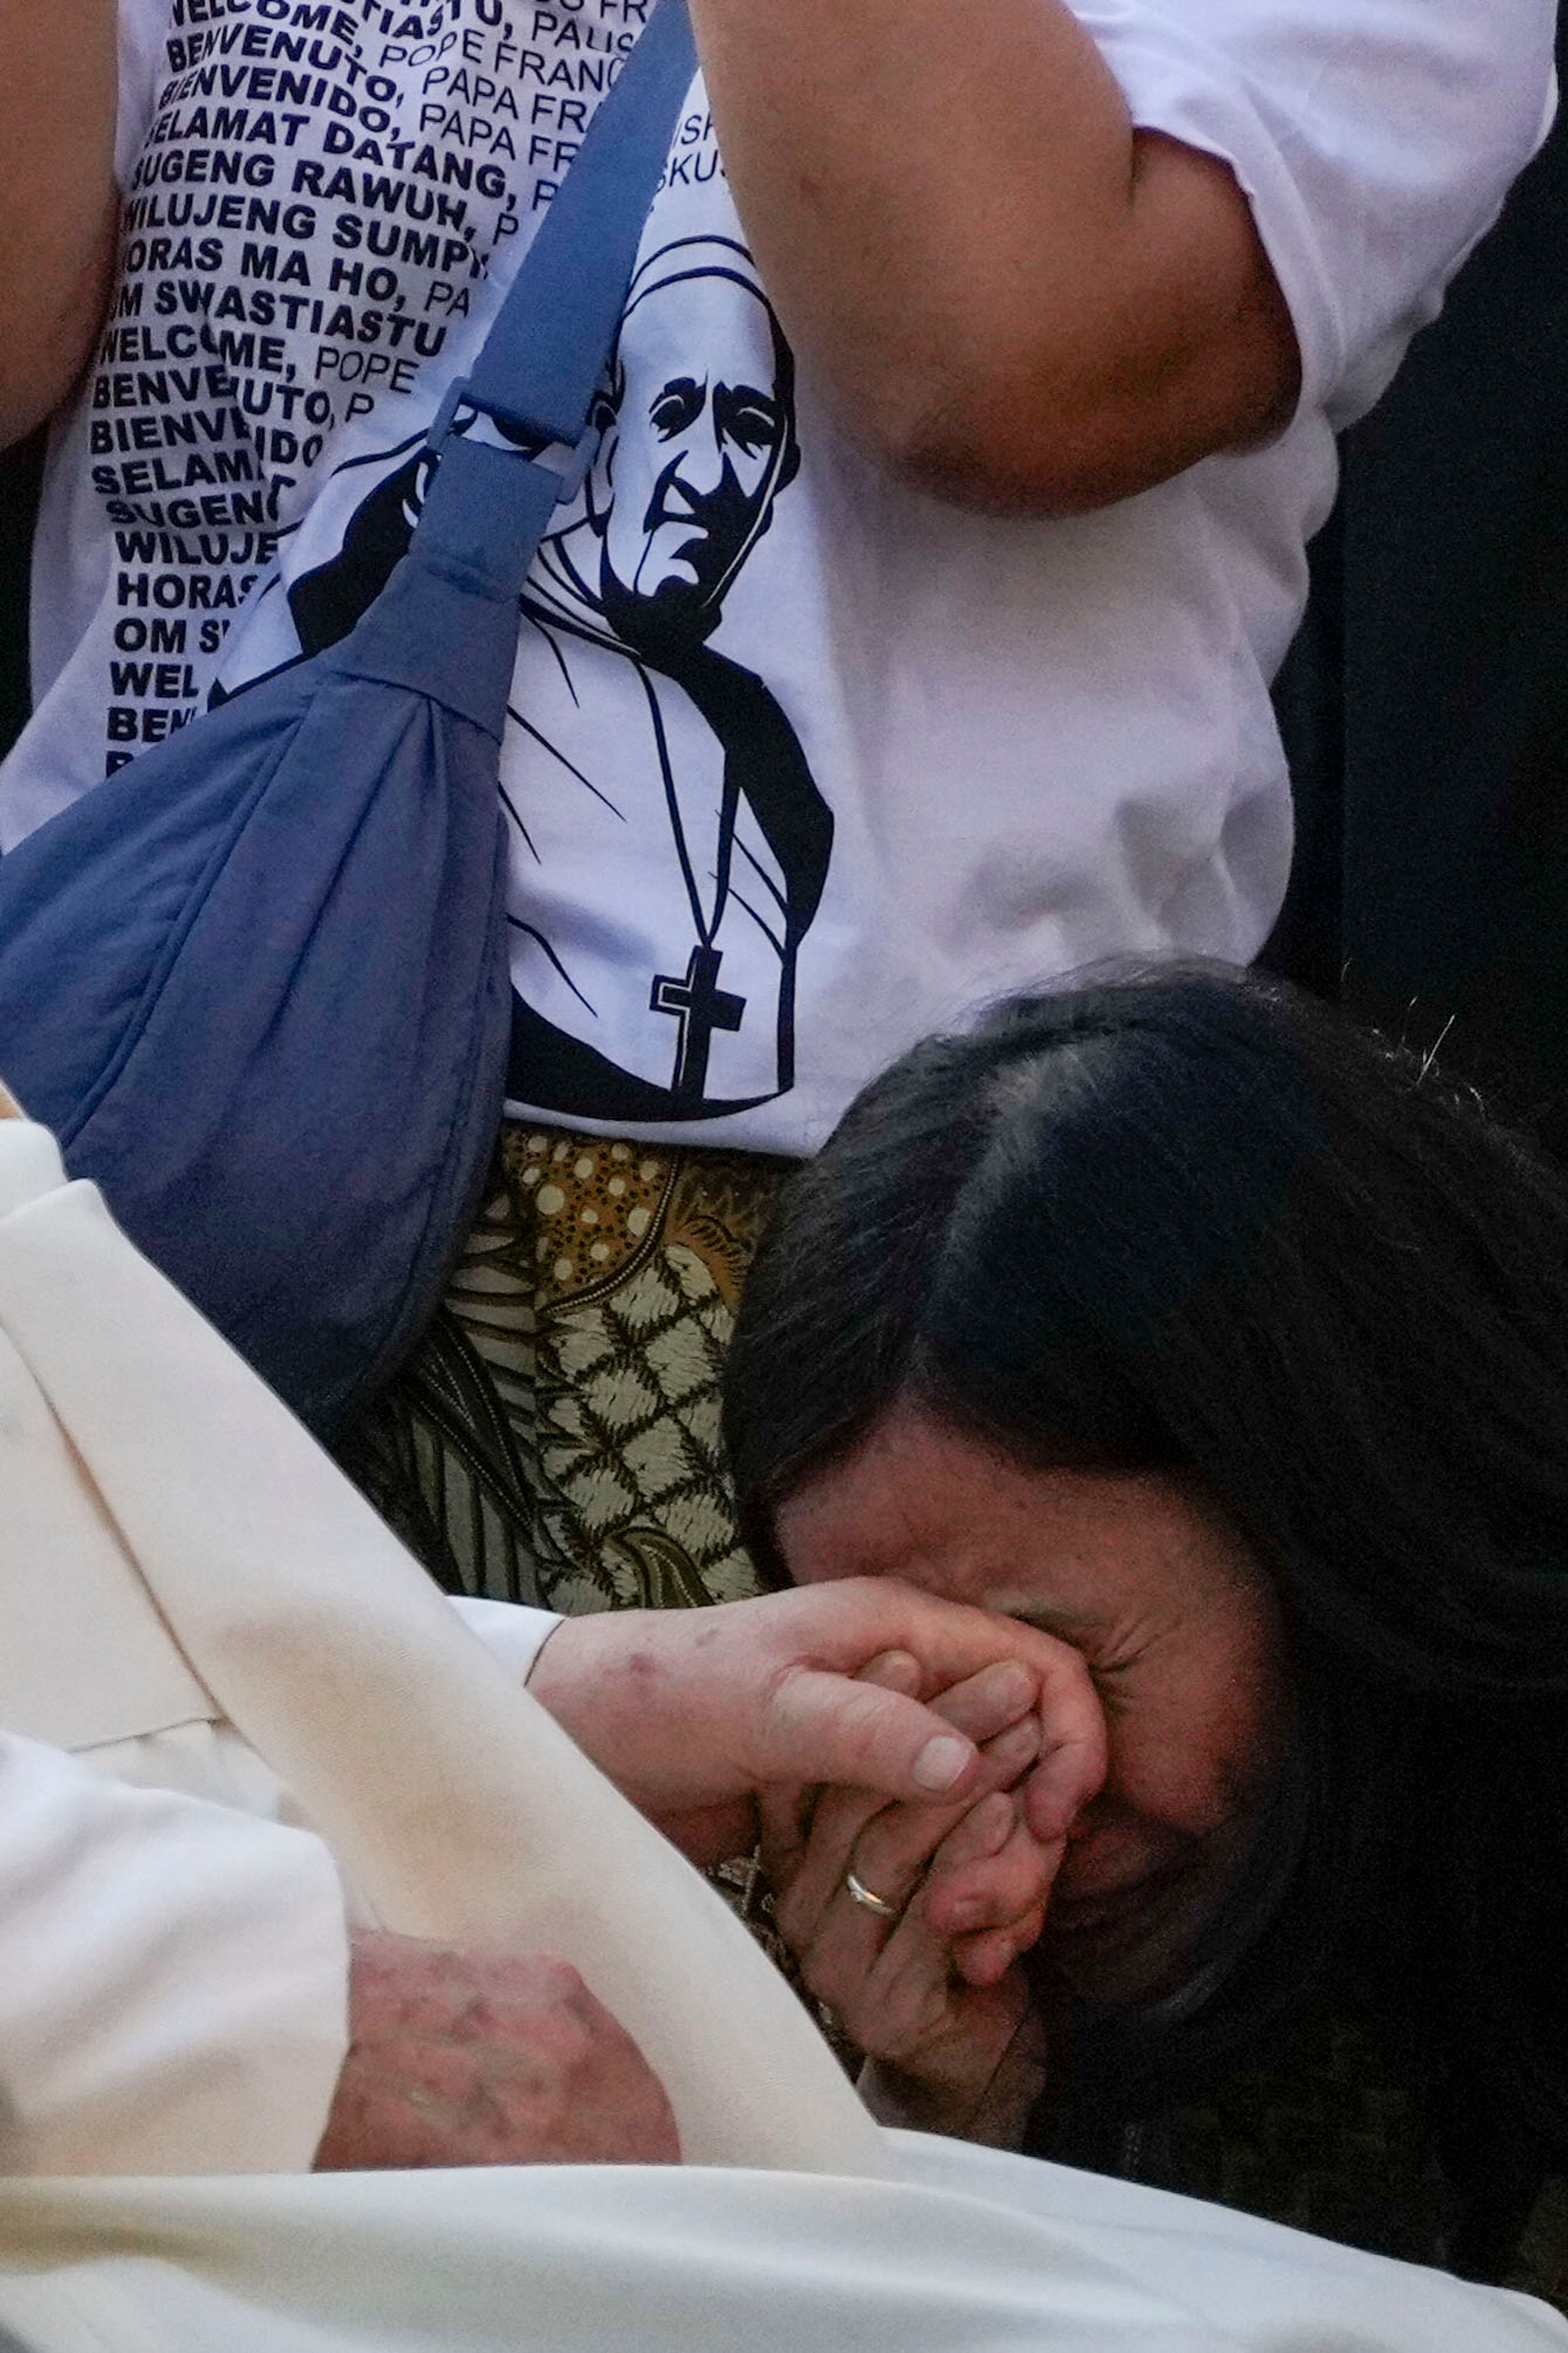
0,0 -> 1553,1152
76,1602 -> 557,1819
4,1635 -> 1563,2353
0,1598 -> 563,2179
0,1118 -> 882,2178
0,1590 -> 561,2179
0,2139 -> 1562,2352
445,1596 -> 560,1683
0,1731 -> 347,2177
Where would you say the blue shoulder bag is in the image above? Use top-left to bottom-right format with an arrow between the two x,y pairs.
0,0 -> 695,1434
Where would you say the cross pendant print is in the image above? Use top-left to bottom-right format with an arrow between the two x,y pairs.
650,944 -> 746,1106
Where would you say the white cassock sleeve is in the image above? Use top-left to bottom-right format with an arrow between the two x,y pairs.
0,1602 -> 559,2179
445,1598 -> 561,1682
0,1729 -> 348,2178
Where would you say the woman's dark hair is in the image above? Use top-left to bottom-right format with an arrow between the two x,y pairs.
723,964 -> 1568,2170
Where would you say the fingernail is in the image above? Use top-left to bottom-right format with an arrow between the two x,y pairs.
987,1662 -> 1034,1713
990,1719 -> 1041,1770
913,1733 -> 973,1792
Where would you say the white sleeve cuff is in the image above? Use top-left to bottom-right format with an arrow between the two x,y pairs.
446,1597 -> 563,1683
0,1731 -> 349,2176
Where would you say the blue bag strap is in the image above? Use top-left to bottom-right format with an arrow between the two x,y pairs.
408,0 -> 697,597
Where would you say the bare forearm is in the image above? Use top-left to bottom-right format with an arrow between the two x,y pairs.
0,0 -> 118,447
690,0 -> 1296,510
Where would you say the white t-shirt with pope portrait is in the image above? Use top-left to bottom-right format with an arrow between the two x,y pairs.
0,0 -> 1555,1151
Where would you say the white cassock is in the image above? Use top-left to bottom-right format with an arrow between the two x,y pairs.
0,1110 -> 1561,2353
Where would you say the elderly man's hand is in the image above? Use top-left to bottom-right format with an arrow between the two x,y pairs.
314,1931 -> 680,2170
525,1579 -> 1106,1866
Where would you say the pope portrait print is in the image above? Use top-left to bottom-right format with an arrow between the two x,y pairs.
503,235 -> 834,1124
219,234 -> 834,1127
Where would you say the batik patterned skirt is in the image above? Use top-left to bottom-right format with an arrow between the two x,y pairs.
336,1119 -> 786,1615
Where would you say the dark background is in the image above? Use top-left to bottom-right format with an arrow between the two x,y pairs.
1259,4 -> 1568,1155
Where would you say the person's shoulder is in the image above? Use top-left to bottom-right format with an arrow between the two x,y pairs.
1074,0 -> 1555,426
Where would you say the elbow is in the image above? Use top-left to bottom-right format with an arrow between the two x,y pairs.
856,363 -> 1216,518
871,399 -> 1166,518
849,311 -> 1299,517
807,136 -> 1302,515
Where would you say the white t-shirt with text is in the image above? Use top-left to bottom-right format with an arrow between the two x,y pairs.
0,0 -> 1554,1151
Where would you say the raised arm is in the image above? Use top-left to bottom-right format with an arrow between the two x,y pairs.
691,0 -> 1299,513
0,0 -> 119,449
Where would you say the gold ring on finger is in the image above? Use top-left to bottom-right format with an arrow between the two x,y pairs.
844,1865 -> 902,1920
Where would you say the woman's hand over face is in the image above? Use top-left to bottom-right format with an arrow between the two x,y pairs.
763,1656 -> 1079,2145
526,1577 -> 1105,1869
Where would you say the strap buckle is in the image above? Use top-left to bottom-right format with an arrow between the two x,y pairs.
427,378 -> 600,504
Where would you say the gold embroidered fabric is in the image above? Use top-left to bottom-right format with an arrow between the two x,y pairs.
336,1122 -> 790,1616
